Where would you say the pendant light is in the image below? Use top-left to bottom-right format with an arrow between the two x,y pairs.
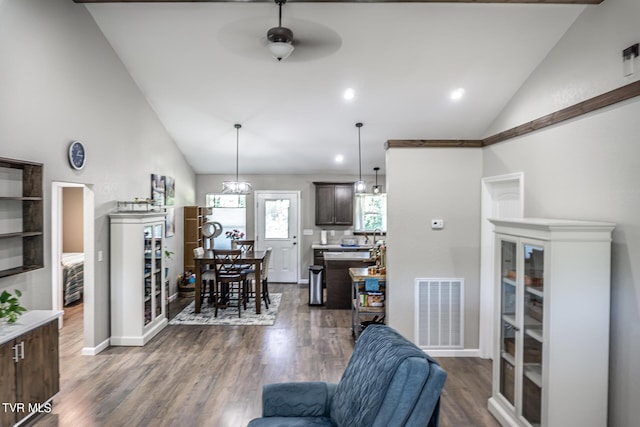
222,124 -> 252,195
372,167 -> 383,194
354,122 -> 366,193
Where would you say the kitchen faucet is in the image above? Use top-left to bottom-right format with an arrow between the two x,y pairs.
372,228 -> 383,246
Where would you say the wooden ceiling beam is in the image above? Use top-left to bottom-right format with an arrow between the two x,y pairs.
74,1 -> 604,4
386,80 -> 640,150
386,140 -> 483,149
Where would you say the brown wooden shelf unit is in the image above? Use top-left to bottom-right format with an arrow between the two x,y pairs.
0,157 -> 44,278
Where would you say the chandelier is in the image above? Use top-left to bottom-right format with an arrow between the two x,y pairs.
222,124 -> 252,195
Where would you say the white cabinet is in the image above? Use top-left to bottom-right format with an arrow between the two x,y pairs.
488,218 -> 614,427
110,212 -> 167,346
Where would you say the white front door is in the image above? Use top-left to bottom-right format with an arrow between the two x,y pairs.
255,191 -> 300,283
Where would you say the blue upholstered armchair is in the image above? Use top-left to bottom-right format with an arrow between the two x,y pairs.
248,325 -> 447,427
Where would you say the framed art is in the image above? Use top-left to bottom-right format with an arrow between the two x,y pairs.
151,174 -> 165,206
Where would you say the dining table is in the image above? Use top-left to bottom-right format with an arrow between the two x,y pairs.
193,250 -> 266,315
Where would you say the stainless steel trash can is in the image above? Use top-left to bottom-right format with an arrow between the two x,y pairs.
309,265 -> 324,306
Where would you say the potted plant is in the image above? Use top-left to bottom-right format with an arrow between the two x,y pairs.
0,289 -> 27,324
225,229 -> 245,240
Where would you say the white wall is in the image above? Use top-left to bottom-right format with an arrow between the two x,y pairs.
484,0 -> 640,425
385,148 -> 483,346
0,0 -> 195,348
486,0 -> 640,134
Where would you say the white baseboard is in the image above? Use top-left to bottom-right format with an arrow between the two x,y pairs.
420,347 -> 482,358
168,292 -> 178,302
82,337 -> 110,356
299,279 -> 309,285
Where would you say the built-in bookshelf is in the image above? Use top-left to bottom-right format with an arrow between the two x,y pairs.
0,157 -> 43,278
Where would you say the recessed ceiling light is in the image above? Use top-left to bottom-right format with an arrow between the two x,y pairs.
343,88 -> 355,101
451,88 -> 465,100
335,154 -> 344,163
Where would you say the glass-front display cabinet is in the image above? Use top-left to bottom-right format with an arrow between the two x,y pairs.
488,218 -> 614,427
143,223 -> 164,325
110,212 -> 168,346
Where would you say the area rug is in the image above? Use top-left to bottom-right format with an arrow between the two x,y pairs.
169,293 -> 281,326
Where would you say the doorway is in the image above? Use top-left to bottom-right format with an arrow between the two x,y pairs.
479,173 -> 524,359
255,191 -> 300,283
51,182 -> 95,355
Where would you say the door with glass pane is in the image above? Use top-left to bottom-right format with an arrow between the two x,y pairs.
255,191 -> 300,283
144,225 -> 153,325
498,239 -> 518,407
153,223 -> 164,320
522,243 -> 543,426
495,237 -> 545,426
143,222 -> 164,326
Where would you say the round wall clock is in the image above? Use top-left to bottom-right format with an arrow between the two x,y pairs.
68,140 -> 86,170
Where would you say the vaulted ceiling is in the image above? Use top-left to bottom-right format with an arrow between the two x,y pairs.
76,0 -> 594,174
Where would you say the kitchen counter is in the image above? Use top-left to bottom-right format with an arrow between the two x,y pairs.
312,244 -> 373,250
323,251 -> 373,261
0,310 -> 63,345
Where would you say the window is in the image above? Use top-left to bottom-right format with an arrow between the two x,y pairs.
206,194 -> 246,208
265,199 -> 290,239
354,193 -> 387,233
205,194 -> 246,249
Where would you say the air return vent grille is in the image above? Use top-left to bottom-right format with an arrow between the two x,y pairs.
415,278 -> 464,348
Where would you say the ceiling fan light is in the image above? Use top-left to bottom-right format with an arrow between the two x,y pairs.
268,41 -> 294,61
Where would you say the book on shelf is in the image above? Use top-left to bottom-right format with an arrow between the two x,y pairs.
360,291 -> 384,307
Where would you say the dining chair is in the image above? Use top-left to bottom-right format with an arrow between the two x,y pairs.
244,247 -> 272,310
231,239 -> 255,252
212,249 -> 247,318
193,247 -> 216,306
233,239 -> 255,271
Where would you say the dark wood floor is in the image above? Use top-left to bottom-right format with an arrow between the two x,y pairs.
31,284 -> 499,427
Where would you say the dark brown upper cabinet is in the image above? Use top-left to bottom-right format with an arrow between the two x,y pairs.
314,182 -> 354,226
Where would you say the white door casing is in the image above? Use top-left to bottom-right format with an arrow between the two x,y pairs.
51,182 -> 96,354
255,191 -> 300,283
479,173 -> 524,359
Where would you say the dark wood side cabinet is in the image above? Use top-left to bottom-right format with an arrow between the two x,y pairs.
0,157 -> 44,278
0,316 -> 59,426
313,182 -> 354,226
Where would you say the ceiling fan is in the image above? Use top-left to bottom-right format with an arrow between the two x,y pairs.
218,1 -> 342,63
267,0 -> 295,61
